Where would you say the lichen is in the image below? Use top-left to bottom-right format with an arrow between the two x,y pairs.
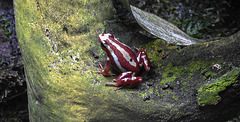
197,68 -> 240,106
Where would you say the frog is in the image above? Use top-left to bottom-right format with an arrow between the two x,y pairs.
96,33 -> 150,91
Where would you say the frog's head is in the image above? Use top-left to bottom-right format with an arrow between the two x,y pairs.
98,33 -> 114,51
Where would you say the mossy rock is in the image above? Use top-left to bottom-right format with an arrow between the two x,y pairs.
15,0 -> 240,121
197,68 -> 240,106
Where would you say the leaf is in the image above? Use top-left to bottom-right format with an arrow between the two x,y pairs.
130,5 -> 205,45
117,0 -> 205,45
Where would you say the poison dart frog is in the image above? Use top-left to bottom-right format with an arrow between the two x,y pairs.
96,33 -> 151,91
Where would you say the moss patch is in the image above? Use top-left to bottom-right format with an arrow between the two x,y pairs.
145,39 -> 178,67
159,60 -> 220,86
197,68 -> 240,106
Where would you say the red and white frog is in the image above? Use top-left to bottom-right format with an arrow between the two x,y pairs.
96,33 -> 151,91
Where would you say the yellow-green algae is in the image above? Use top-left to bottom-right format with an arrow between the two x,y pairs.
197,68 -> 240,106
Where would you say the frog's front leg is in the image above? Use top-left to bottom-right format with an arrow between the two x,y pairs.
105,71 -> 142,91
96,57 -> 115,76
136,49 -> 151,71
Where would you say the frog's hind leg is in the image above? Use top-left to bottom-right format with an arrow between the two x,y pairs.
105,82 -> 124,91
105,82 -> 119,86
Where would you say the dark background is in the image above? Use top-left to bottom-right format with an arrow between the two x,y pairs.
0,0 -> 28,121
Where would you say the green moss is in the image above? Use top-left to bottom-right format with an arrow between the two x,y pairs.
138,88 -> 154,98
197,68 -> 240,106
160,59 -> 223,85
145,39 -> 177,66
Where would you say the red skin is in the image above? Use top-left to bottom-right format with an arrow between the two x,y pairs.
105,71 -> 143,91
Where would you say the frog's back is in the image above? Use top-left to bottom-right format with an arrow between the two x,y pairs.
108,37 -> 140,74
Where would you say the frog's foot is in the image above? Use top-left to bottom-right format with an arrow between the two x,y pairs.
96,71 -> 115,76
96,62 -> 115,76
105,75 -> 143,91
105,82 -> 124,91
114,86 -> 124,91
105,82 -> 119,86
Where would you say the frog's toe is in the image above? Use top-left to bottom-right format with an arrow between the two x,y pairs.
96,71 -> 115,76
105,82 -> 119,86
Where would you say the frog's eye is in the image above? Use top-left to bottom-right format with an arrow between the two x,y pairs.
101,42 -> 106,48
109,33 -> 114,38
